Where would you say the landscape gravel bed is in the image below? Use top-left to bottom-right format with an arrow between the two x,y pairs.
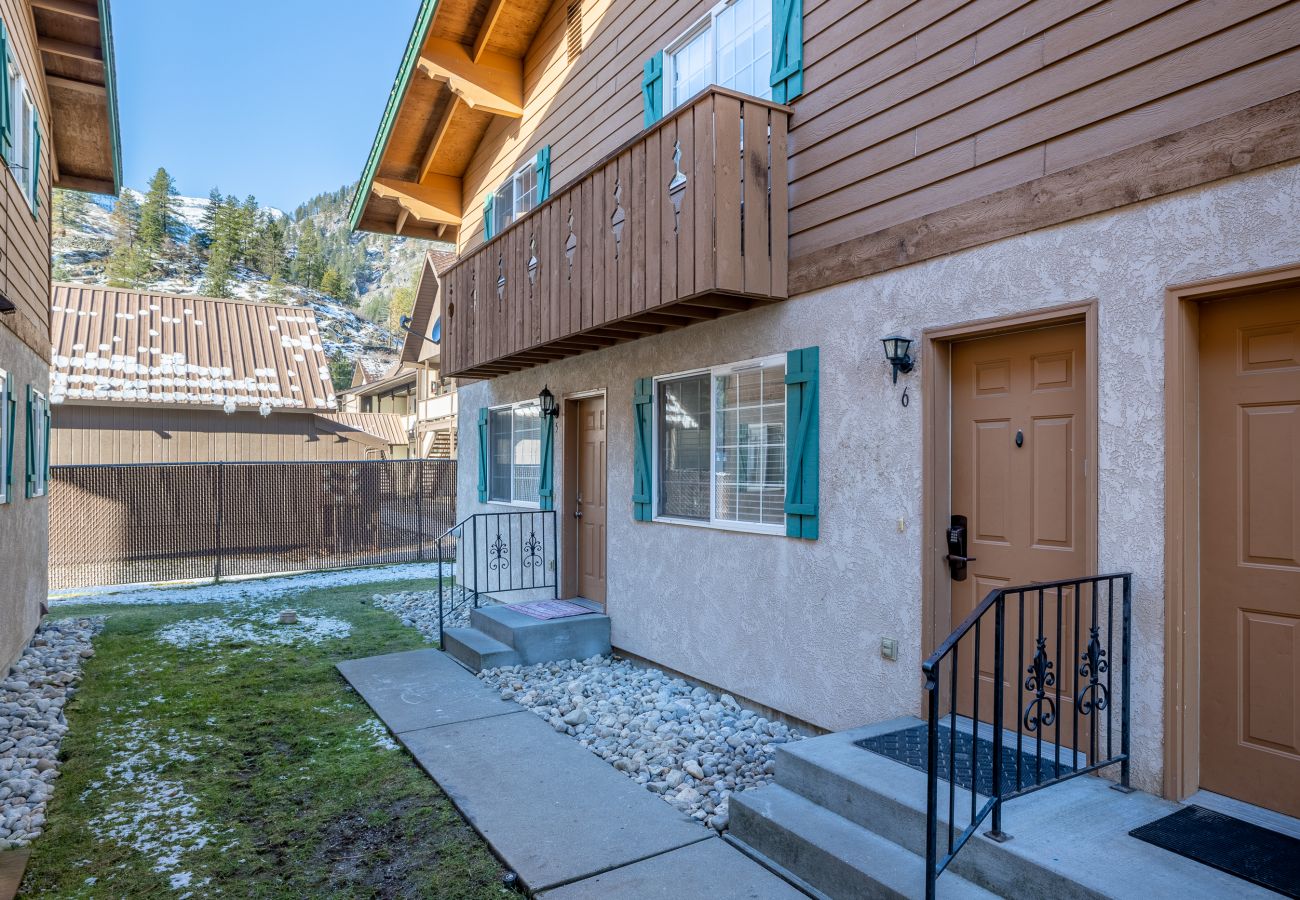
371,585 -> 473,642
479,655 -> 803,831
1,616 -> 105,849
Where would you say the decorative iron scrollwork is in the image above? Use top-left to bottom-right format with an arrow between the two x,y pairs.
1075,625 -> 1110,715
1023,636 -> 1057,732
488,532 -> 509,571
523,530 -> 543,569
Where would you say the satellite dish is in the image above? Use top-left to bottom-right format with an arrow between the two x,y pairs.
431,316 -> 442,344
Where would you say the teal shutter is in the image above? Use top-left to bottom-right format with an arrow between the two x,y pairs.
536,145 -> 552,202
0,22 -> 9,158
483,194 -> 495,240
2,373 -> 13,502
30,110 -> 39,216
476,407 -> 489,502
784,346 -> 819,539
632,377 -> 654,520
538,410 -> 555,510
641,52 -> 663,128
24,385 -> 34,498
41,397 -> 50,491
771,0 -> 804,103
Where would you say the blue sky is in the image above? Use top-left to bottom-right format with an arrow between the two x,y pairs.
112,0 -> 420,211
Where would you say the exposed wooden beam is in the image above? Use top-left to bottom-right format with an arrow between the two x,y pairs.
372,176 -> 462,226
46,74 -> 105,96
31,0 -> 98,21
37,35 -> 101,64
418,97 -> 461,184
416,37 -> 522,118
435,224 -> 448,238
472,0 -> 509,63
395,208 -> 410,236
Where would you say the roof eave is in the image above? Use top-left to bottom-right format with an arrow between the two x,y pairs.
348,0 -> 440,233
98,0 -> 122,194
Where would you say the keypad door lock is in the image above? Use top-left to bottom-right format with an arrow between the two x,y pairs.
945,514 -> 976,581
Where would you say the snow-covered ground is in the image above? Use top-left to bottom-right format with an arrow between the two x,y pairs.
50,563 -> 452,608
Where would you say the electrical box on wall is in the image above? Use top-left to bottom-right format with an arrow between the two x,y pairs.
881,637 -> 898,661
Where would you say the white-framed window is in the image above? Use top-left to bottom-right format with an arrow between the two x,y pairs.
492,156 -> 540,236
488,399 -> 541,506
6,52 -> 36,211
666,0 -> 772,109
654,354 -> 786,533
0,369 -> 12,504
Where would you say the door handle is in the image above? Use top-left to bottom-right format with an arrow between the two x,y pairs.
945,515 -> 975,581
574,494 -> 583,518
574,509 -> 583,518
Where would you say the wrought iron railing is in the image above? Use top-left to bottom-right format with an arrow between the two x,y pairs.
921,573 -> 1132,899
435,510 -> 558,643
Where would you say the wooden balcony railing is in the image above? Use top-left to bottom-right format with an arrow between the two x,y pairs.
442,87 -> 790,379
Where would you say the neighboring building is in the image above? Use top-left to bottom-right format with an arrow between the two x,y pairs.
351,0 -> 1300,846
337,250 -> 460,459
1,1 -> 122,672
48,284 -> 392,463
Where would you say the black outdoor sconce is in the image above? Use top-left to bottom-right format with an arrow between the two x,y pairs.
397,315 -> 442,345
881,335 -> 914,384
539,385 -> 560,419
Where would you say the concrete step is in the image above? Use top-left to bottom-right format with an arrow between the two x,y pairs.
443,627 -> 522,672
729,783 -> 998,900
469,601 -> 610,666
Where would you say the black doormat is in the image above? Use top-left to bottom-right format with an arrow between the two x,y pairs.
854,724 -> 1075,798
1129,805 -> 1300,898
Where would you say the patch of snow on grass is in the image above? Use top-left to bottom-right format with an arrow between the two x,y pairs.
51,562 -> 451,608
89,721 -> 225,890
358,718 -> 399,751
156,612 -> 351,650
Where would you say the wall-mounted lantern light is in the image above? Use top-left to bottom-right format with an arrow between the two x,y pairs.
881,335 -> 914,384
539,385 -> 560,419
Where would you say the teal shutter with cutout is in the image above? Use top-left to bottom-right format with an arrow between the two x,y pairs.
41,396 -> 50,493
632,377 -> 653,521
536,145 -> 552,202
2,372 -> 13,503
30,110 -> 39,216
483,194 -> 495,240
784,346 -> 819,539
0,22 -> 9,158
641,52 -> 663,129
538,409 -> 555,510
771,0 -> 803,103
24,385 -> 35,498
476,407 -> 489,502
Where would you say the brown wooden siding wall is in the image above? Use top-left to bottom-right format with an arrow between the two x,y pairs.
0,0 -> 53,360
459,0 -> 1300,276
52,406 -> 379,465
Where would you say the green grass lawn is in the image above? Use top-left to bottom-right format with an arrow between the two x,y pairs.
20,575 -> 508,899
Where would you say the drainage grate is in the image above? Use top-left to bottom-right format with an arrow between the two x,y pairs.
855,724 -> 1076,797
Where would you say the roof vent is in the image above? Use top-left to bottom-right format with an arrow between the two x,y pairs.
566,0 -> 582,63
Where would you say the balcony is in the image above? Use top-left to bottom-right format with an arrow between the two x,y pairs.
441,87 -> 791,379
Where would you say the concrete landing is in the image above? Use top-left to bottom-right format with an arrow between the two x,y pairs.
338,648 -> 804,896
0,849 -> 28,900
445,599 -> 611,673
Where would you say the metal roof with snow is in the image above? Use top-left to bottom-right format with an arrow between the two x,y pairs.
49,284 -> 339,413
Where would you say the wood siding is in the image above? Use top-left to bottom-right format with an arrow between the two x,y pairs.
52,406 -> 381,465
458,0 -> 1300,280
0,0 -> 53,361
443,89 -> 789,378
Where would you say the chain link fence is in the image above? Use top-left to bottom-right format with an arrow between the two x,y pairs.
49,460 -> 457,591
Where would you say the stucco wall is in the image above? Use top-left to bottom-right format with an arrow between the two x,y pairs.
456,161 -> 1300,794
0,325 -> 49,673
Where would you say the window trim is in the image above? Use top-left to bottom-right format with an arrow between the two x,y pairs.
4,46 -> 35,212
491,152 -> 542,236
0,368 -> 11,505
663,0 -> 772,111
486,398 -> 543,509
651,352 -> 786,536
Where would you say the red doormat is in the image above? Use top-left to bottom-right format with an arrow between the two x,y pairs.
507,600 -> 595,620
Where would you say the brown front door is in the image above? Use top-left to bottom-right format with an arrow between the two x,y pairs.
950,322 -> 1089,737
575,396 -> 607,604
1198,287 -> 1300,818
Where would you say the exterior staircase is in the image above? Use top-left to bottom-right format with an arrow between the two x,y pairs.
443,598 -> 610,672
728,717 -> 1278,899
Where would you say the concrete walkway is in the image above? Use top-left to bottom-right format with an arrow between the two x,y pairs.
338,648 -> 805,898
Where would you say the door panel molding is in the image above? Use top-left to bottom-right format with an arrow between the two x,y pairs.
561,388 -> 607,603
1164,262 -> 1300,802
921,301 -> 1099,711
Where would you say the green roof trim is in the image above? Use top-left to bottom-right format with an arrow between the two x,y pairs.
349,0 -> 440,233
98,0 -> 122,194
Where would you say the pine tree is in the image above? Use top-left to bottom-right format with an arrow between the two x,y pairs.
292,224 -> 325,289
52,188 -> 88,236
193,186 -> 223,256
201,195 -> 244,297
319,266 -> 343,298
138,167 -> 180,253
329,358 -> 354,392
106,192 -> 150,287
250,214 -> 287,278
386,283 -> 416,331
